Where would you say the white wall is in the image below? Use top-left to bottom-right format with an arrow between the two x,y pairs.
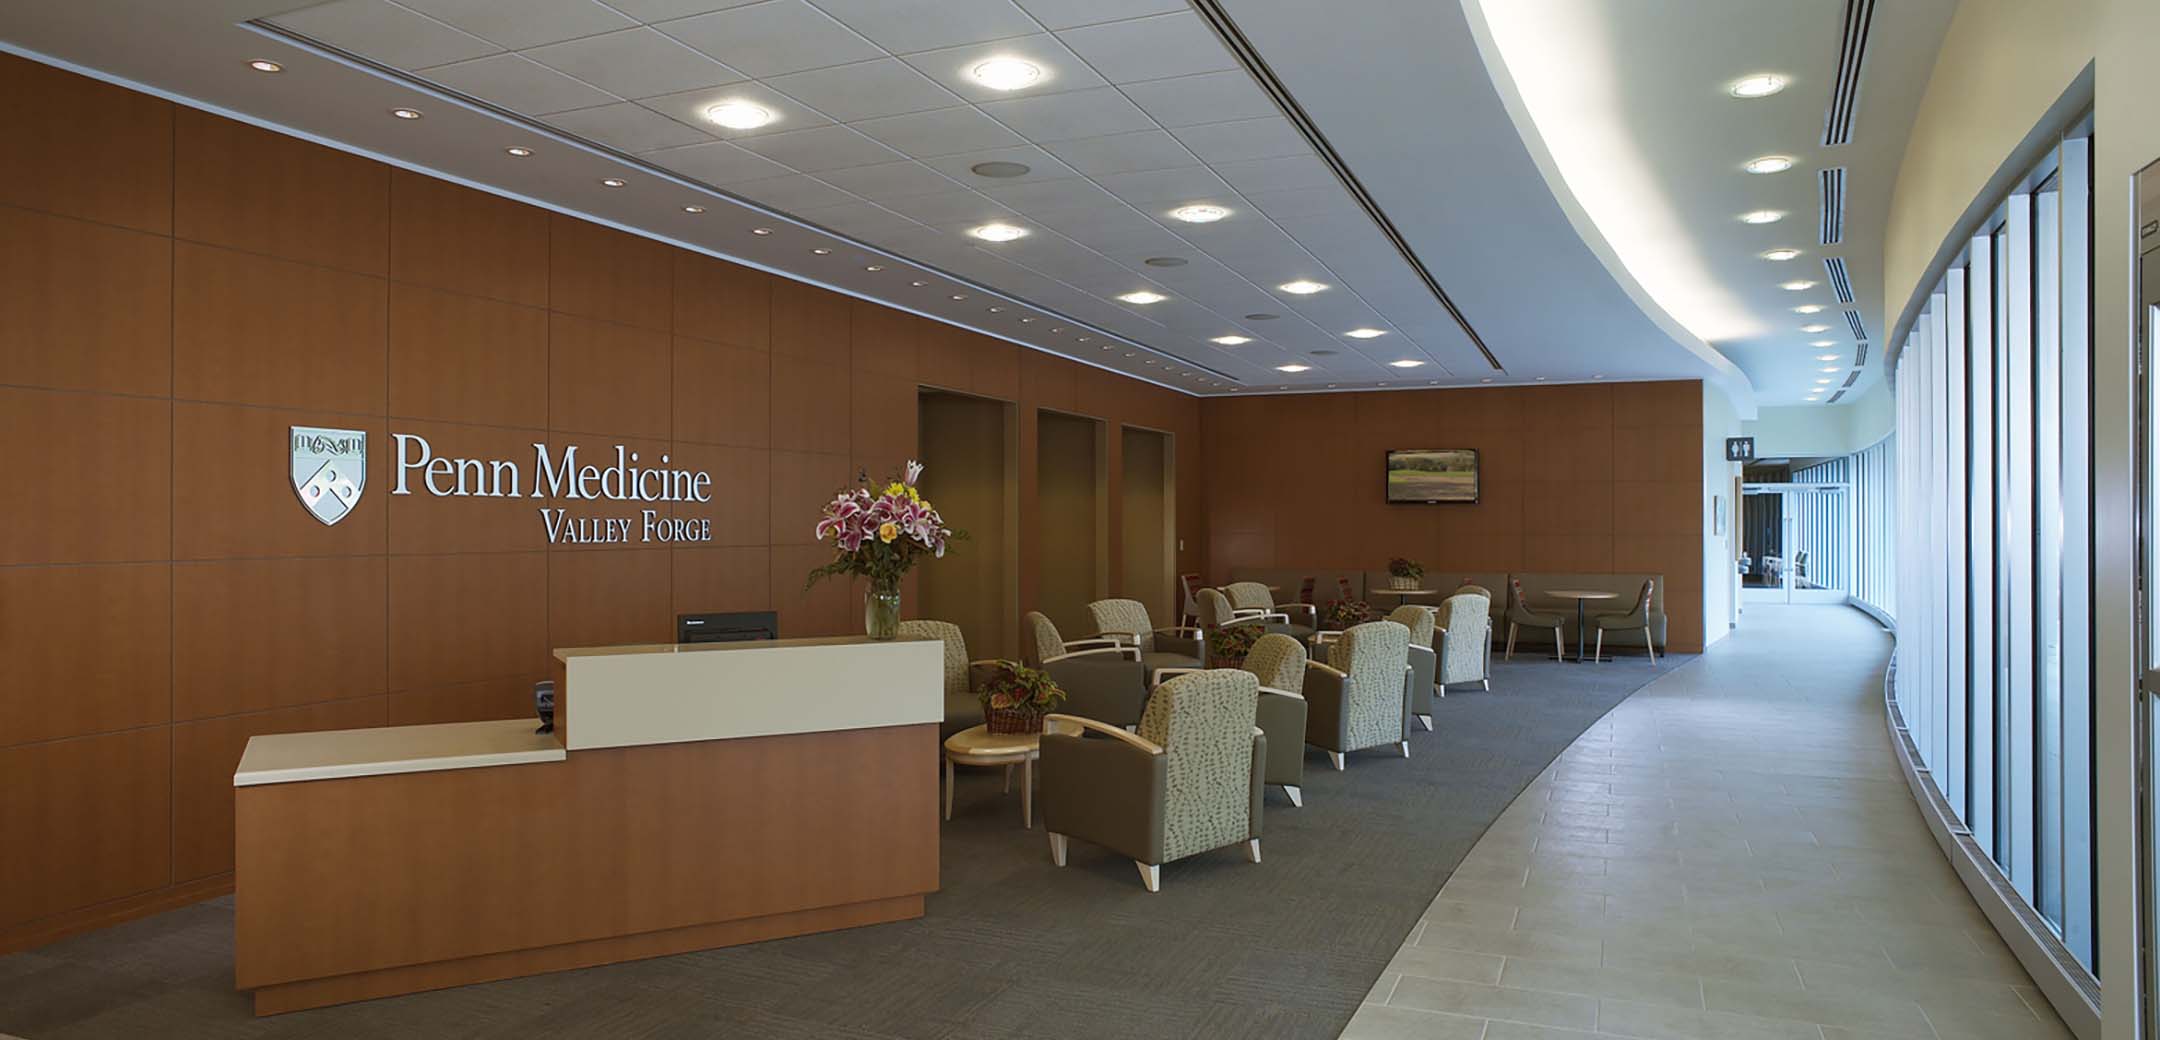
1702,385 -> 1743,646
1745,383 -> 1895,460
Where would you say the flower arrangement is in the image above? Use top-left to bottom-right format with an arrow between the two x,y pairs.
1206,622 -> 1265,670
807,460 -> 961,638
1322,598 -> 1374,631
980,661 -> 1068,734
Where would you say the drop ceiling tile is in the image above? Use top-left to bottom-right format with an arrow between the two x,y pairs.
1054,11 -> 1236,84
733,124 -> 904,172
725,173 -> 862,211
544,102 -> 711,151
523,27 -> 745,100
879,191 -> 1018,227
852,107 -> 1026,158
422,53 -> 619,114
816,161 -> 966,202
977,176 -> 1121,217
639,81 -> 831,140
807,0 -> 1041,54
270,0 -> 499,70
764,59 -> 965,123
399,0 -> 632,49
1037,210 -> 1184,253
977,87 -> 1154,144
608,0 -> 766,19
1119,69 -> 1277,129
1010,0 -> 1186,31
657,0 -> 884,78
1243,186 -> 1362,221
900,34 -> 1107,103
793,200 -> 924,239
1212,154 -> 1336,195
1041,129 -> 1197,177
1171,117 -> 1310,165
645,140 -> 793,183
919,145 -> 1082,186
1007,242 -> 1124,282
1094,165 -> 1235,207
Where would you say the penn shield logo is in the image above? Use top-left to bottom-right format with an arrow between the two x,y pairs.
290,426 -> 367,527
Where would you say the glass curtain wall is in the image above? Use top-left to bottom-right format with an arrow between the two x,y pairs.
1796,439 -> 1896,615
1890,125 -> 2095,971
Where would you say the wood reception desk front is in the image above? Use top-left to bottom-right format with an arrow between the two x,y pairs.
231,636 -> 943,1015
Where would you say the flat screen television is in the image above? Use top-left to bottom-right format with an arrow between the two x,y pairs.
1386,449 -> 1480,504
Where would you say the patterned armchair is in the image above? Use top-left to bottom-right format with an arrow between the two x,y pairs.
1590,579 -> 1659,664
1040,670 -> 1267,892
1386,605 -> 1440,732
1225,581 -> 1317,640
1023,611 -> 1148,728
1195,586 -> 1281,635
893,620 -> 1005,740
1504,577 -> 1567,661
1303,619 -> 1412,769
1086,598 -> 1203,673
1438,590 -> 1493,690
1240,634 -> 1310,807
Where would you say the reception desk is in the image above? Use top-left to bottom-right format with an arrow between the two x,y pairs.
233,636 -> 943,1015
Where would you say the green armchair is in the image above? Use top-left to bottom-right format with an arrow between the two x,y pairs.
893,619 -> 1004,740
1040,669 -> 1267,892
1385,605 -> 1439,732
1087,598 -> 1203,672
1590,579 -> 1659,664
1438,590 -> 1493,691
1023,611 -> 1148,728
1304,619 -> 1413,769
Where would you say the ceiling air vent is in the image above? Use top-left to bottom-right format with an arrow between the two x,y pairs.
1844,309 -> 1869,340
1825,257 -> 1856,304
1823,0 -> 1875,146
1853,341 -> 1870,366
1841,371 -> 1861,389
1819,167 -> 1847,245
1827,389 -> 1848,403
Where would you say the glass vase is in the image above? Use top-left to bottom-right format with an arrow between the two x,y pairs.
865,583 -> 901,640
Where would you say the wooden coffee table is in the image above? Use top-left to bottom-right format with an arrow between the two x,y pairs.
941,719 -> 1079,829
1545,589 -> 1618,663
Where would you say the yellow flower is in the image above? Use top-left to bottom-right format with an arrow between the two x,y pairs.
878,521 -> 899,543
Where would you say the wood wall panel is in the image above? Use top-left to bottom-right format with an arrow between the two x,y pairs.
387,285 -> 549,429
0,728 -> 171,930
547,549 -> 672,649
673,252 -> 769,350
384,420 -> 553,555
387,171 -> 549,308
384,676 -> 539,730
173,109 -> 388,276
0,55 -> 172,234
0,388 -> 172,566
848,301 -> 921,378
770,281 -> 854,362
172,242 -> 389,414
672,546 -> 773,615
0,207 -> 172,396
548,216 -> 670,332
548,313 -> 672,440
0,564 -> 171,747
672,337 -> 770,449
172,556 -> 389,721
770,356 -> 854,455
172,696 -> 389,883
768,451 -> 850,546
668,442 -> 772,546
387,552 -> 549,690
172,403 -> 387,560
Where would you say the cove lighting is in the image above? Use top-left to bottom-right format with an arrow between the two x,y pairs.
1743,155 -> 1795,174
1117,290 -> 1167,304
249,59 -> 283,73
1728,74 -> 1788,99
1276,364 -> 1311,373
1760,248 -> 1801,262
1388,360 -> 1426,368
968,222 -> 1029,242
1211,335 -> 1252,345
1345,328 -> 1387,339
1738,210 -> 1785,224
1169,204 -> 1230,224
703,101 -> 774,130
1277,280 -> 1328,295
970,57 -> 1042,92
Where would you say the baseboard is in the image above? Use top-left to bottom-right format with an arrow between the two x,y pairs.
0,874 -> 234,956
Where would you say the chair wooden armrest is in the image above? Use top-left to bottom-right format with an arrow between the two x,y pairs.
968,658 -> 1008,669
1044,713 -> 1163,755
1258,685 -> 1305,701
1044,645 -> 1137,664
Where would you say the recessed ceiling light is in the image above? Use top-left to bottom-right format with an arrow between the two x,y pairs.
703,100 -> 774,130
970,57 -> 1042,92
1245,313 -> 1279,321
1780,280 -> 1816,291
1739,210 -> 1785,224
1811,340 -> 1836,347
1169,203 -> 1230,224
1117,290 -> 1166,304
1815,377 -> 1833,384
391,108 -> 423,120
752,228 -> 773,236
249,59 -> 284,73
1388,359 -> 1425,368
1794,304 -> 1824,314
1277,280 -> 1328,295
1800,323 -> 1830,333
969,222 -> 1028,243
970,160 -> 1031,178
1345,328 -> 1387,339
1019,316 -> 1034,323
683,205 -> 705,213
1077,336 -> 1091,342
865,264 -> 883,272
1050,327 -> 1064,333
1536,376 -> 1548,381
1212,335 -> 1252,345
987,306 -> 1003,313
1820,366 -> 1840,373
1761,248 -> 1802,262
506,146 -> 533,157
910,279 -> 927,286
1744,155 -> 1795,174
1815,354 -> 1839,361
950,294 -> 967,300
1728,74 -> 1788,99
600,178 -> 626,188
811,247 -> 831,255
1276,364 -> 1311,373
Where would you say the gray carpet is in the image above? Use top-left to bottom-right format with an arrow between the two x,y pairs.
0,651 -> 1682,1040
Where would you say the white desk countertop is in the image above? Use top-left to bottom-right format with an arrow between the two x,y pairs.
234,719 -> 562,787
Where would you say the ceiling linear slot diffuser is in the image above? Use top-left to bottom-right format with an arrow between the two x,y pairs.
1840,371 -> 1861,389
1819,167 -> 1847,245
1186,0 -> 1505,373
1823,0 -> 1875,147
1825,256 -> 1857,304
1827,388 -> 1848,403
1844,309 -> 1869,341
1853,341 -> 1870,366
242,21 -> 1245,390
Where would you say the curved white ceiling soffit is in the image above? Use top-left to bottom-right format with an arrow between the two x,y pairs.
1462,0 -> 1955,409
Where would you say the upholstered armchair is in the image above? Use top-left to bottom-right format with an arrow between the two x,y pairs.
1242,634 -> 1310,807
1040,670 -> 1267,892
1225,581 -> 1317,640
1590,579 -> 1659,664
1177,572 -> 1204,628
893,620 -> 1005,740
1437,590 -> 1493,691
1023,611 -> 1148,728
1195,586 -> 1282,635
1304,619 -> 1412,769
1504,577 -> 1567,661
1086,598 -> 1203,672
1385,605 -> 1440,731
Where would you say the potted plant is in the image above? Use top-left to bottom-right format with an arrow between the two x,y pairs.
1322,598 -> 1374,632
807,460 -> 961,639
980,661 -> 1068,734
1207,622 -> 1266,670
1387,556 -> 1425,591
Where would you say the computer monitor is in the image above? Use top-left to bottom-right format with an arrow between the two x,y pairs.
676,611 -> 779,644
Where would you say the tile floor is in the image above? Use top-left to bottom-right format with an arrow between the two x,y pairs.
1344,604 -> 2072,1040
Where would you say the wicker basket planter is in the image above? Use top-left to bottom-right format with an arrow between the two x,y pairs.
985,706 -> 1045,734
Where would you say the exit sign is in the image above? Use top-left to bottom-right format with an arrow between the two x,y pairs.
1724,437 -> 1756,462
